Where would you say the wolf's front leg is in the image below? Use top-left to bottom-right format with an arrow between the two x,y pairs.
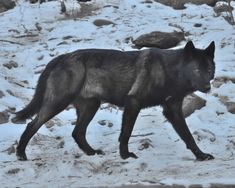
119,97 -> 141,159
163,100 -> 214,161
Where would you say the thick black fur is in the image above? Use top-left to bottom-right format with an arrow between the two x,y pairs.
12,41 -> 215,161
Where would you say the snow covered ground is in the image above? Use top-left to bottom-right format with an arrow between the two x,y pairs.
0,0 -> 235,187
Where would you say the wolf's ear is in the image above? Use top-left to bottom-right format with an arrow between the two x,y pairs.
205,41 -> 215,59
184,41 -> 195,54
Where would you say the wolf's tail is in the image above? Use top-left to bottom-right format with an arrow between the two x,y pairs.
12,68 -> 49,123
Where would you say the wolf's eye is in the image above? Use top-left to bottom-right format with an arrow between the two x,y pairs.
193,68 -> 201,76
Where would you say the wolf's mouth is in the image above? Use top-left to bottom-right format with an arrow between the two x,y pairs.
199,84 -> 211,93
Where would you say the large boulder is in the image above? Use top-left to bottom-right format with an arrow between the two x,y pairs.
154,0 -> 218,9
183,94 -> 206,117
133,31 -> 185,49
0,0 -> 15,12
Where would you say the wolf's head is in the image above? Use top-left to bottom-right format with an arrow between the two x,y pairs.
183,41 -> 215,93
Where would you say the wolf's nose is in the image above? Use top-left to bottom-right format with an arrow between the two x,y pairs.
205,84 -> 211,91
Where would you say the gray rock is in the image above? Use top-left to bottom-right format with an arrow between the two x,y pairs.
29,0 -> 38,3
3,145 -> 16,155
0,0 -> 15,12
6,168 -> 20,175
0,111 -> 10,124
212,76 -> 235,88
210,184 -> 235,188
57,140 -> 65,149
3,61 -> 18,69
45,118 -> 63,128
29,0 -> 50,4
93,19 -> 115,27
133,31 -> 185,49
224,102 -> 235,114
154,0 -> 218,10
138,138 -> 154,151
142,0 -> 153,3
98,120 -> 113,127
194,23 -> 202,27
0,90 -> 5,98
193,129 -> 216,142
214,2 -> 235,25
182,94 -> 206,117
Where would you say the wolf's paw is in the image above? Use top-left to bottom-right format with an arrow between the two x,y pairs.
120,151 -> 138,160
16,150 -> 28,161
196,153 -> 214,161
86,149 -> 105,156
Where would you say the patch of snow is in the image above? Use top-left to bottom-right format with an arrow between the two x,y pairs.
0,0 -> 235,187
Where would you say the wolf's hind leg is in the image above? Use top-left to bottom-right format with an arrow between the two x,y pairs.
72,98 -> 103,156
16,99 -> 70,161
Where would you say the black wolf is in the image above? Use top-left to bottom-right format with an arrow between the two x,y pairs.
12,41 -> 215,161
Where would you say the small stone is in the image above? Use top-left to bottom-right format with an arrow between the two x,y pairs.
0,111 -> 10,124
6,90 -> 15,97
37,55 -> 44,61
3,61 -> 18,69
212,76 -> 235,88
45,119 -> 62,128
45,120 -> 56,129
142,0 -> 153,3
212,78 -> 224,88
138,138 -> 153,150
72,38 -> 82,43
29,0 -> 38,3
7,168 -> 20,175
4,145 -> 15,155
0,90 -> 5,98
225,102 -> 235,114
194,23 -> 202,27
103,5 -> 119,9
34,69 -> 44,74
93,19 -> 115,27
74,153 -> 81,159
63,35 -> 74,40
35,22 -> 42,32
57,140 -> 65,149
98,120 -> 113,127
57,41 -> 69,46
189,185 -> 203,188
193,129 -> 216,142
139,162 -> 148,171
